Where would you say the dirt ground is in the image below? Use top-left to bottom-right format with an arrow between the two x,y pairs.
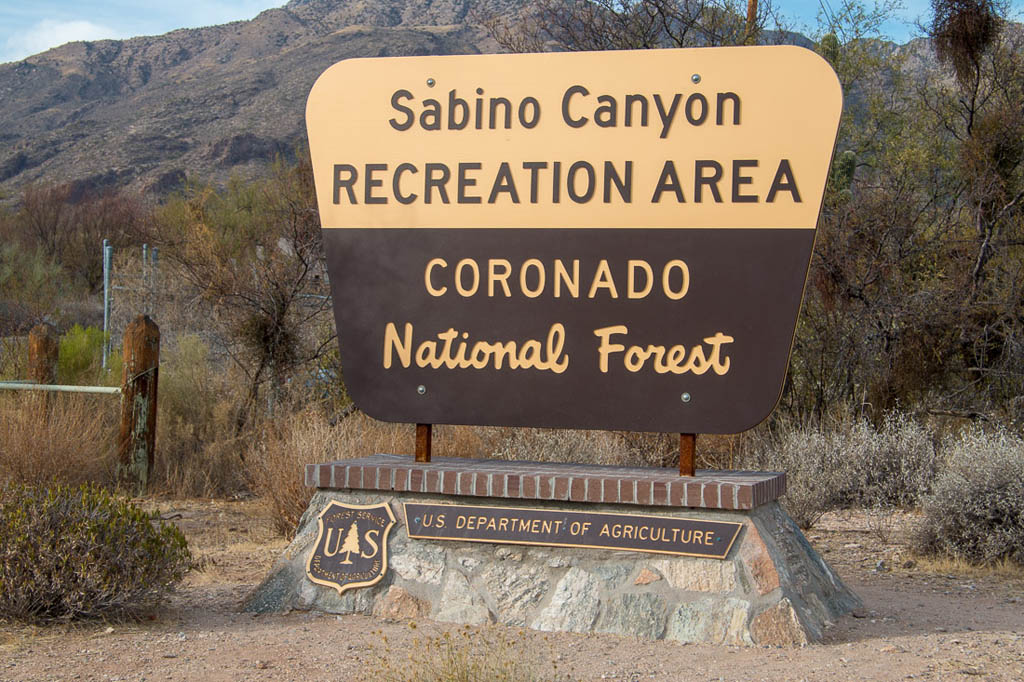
2,499 -> 1023,682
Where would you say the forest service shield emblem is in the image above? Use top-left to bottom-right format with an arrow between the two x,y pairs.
306,500 -> 397,595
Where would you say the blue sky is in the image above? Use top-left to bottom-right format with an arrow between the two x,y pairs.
0,0 -> 1012,64
0,0 -> 283,63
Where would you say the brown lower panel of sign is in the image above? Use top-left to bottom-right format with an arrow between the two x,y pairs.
324,228 -> 815,433
403,502 -> 742,559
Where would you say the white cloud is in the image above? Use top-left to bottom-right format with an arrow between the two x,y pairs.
4,19 -> 124,62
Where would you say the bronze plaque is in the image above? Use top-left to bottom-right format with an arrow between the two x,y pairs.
403,502 -> 742,559
306,500 -> 397,595
307,48 -> 843,433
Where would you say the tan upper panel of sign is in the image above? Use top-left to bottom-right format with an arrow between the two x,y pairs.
307,47 -> 842,230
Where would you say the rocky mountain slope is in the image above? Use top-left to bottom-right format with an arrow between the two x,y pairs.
0,0 -> 524,197
0,0 -> 998,200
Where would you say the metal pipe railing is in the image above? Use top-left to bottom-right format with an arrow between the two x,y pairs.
0,382 -> 121,395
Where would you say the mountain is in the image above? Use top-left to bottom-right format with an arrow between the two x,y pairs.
2,1 -> 994,200
0,0 -> 524,198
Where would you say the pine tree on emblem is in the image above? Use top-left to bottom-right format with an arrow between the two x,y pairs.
339,521 -> 360,565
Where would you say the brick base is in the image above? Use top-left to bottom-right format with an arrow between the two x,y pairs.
305,454 -> 785,511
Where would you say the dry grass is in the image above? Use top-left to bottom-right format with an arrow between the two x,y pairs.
0,393 -> 117,488
149,334 -> 250,497
372,624 -> 572,682
909,553 -> 1024,580
247,410 -> 411,534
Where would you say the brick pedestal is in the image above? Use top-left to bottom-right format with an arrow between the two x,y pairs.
248,455 -> 858,645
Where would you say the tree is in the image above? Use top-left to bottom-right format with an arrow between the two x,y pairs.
919,0 -> 1024,415
339,522 -> 360,565
478,0 -> 786,53
150,155 -> 335,431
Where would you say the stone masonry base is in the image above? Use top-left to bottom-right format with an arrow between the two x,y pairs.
245,489 -> 860,645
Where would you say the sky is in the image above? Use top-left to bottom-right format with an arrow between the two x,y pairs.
0,0 -> 1013,64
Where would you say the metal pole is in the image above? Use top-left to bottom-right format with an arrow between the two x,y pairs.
151,246 -> 158,312
102,240 -> 112,370
0,382 -> 121,395
141,244 -> 149,315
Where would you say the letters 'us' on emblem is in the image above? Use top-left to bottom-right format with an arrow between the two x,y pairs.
306,500 -> 398,595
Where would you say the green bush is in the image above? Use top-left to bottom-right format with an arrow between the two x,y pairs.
913,428 -> 1024,565
0,483 -> 192,622
57,324 -> 107,385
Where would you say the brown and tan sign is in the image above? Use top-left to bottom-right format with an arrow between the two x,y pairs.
306,500 -> 397,595
404,502 -> 742,559
307,47 -> 842,433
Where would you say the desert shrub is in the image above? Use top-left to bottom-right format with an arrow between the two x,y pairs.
0,483 -> 192,623
913,427 -> 1024,565
0,393 -> 117,488
151,334 -> 249,497
859,412 -> 939,508
745,412 -> 938,528
0,335 -> 27,380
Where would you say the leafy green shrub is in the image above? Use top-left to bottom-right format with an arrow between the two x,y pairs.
0,483 -> 192,622
57,324 -> 106,385
913,427 -> 1024,565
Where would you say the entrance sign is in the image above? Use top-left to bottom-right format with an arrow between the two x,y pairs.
306,500 -> 397,595
404,502 -> 743,559
307,47 -> 842,433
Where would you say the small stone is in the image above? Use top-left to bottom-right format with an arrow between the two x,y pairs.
434,571 -> 490,625
389,539 -> 446,585
665,597 -> 752,646
373,586 -> 429,620
597,593 -> 667,639
634,568 -> 662,586
480,563 -> 549,626
749,599 -> 809,646
650,558 -> 737,593
902,560 -> 916,569
495,547 -> 522,561
532,567 -> 600,633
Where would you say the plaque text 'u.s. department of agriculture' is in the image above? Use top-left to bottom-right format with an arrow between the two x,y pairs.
404,502 -> 742,559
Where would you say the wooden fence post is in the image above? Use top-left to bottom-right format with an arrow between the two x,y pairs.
28,323 -> 58,411
119,315 -> 159,494
28,323 -> 58,384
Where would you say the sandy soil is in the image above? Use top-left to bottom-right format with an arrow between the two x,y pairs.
2,499 -> 1023,681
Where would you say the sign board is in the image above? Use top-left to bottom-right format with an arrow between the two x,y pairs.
404,502 -> 742,559
307,47 -> 842,433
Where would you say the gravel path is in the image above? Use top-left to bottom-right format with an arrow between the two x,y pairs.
2,501 -> 1022,681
